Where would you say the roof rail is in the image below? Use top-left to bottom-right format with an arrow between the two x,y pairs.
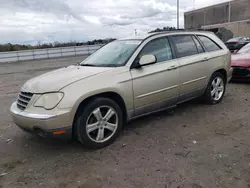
148,28 -> 206,34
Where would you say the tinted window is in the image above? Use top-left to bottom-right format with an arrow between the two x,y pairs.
171,35 -> 198,58
198,36 -> 221,52
139,37 -> 172,63
238,43 -> 250,53
192,36 -> 204,53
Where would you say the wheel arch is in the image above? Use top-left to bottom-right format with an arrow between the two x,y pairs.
206,68 -> 227,86
202,69 -> 227,105
72,91 -> 128,138
214,68 -> 227,82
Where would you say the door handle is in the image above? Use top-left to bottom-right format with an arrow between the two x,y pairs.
167,65 -> 178,70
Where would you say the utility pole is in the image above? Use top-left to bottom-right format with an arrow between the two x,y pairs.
177,0 -> 179,29
134,29 -> 137,36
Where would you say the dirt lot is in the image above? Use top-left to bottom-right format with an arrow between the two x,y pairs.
0,57 -> 250,188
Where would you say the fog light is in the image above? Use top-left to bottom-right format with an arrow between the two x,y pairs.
34,128 -> 47,138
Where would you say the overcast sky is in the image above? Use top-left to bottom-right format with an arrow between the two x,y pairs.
0,0 -> 230,44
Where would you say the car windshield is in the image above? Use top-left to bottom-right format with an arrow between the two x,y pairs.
227,37 -> 243,42
238,43 -> 250,53
80,40 -> 141,67
227,37 -> 249,42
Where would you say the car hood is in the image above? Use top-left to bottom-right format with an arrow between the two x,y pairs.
22,65 -> 112,93
231,54 -> 250,67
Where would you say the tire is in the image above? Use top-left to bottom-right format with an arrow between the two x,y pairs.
202,72 -> 226,105
75,97 -> 123,149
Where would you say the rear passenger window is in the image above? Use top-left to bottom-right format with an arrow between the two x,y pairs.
171,35 -> 199,58
198,36 -> 221,52
192,36 -> 204,53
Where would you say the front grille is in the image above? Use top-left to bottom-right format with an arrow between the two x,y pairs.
232,67 -> 250,76
17,91 -> 33,110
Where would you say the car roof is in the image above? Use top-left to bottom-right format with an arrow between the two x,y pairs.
119,30 -> 214,41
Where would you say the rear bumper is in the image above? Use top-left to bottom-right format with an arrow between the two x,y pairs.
10,102 -> 72,140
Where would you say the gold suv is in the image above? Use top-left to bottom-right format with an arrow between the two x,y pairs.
10,31 -> 232,149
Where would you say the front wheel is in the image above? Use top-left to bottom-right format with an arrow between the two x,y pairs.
202,72 -> 226,104
76,98 -> 123,149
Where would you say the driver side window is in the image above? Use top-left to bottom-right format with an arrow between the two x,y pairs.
139,37 -> 173,63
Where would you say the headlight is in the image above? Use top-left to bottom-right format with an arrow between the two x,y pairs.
34,92 -> 64,110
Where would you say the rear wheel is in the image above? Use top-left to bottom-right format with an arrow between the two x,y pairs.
76,98 -> 123,149
202,72 -> 226,104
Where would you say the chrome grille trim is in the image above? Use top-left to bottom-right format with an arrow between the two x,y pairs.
17,97 -> 29,104
19,92 -> 33,98
17,91 -> 33,110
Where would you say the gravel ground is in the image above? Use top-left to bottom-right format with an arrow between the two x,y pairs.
0,57 -> 250,188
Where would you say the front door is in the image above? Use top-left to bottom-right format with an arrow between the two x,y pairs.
130,37 -> 179,116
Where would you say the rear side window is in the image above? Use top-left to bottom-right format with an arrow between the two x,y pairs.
171,35 -> 199,58
192,36 -> 205,53
198,35 -> 221,52
139,37 -> 173,63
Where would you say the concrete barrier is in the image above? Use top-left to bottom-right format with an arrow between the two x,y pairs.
0,45 -> 103,63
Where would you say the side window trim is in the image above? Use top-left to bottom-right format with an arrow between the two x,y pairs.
195,35 -> 208,52
167,36 -> 177,59
130,36 -> 174,69
169,34 -> 199,58
191,35 -> 200,54
192,35 -> 205,53
169,35 -> 179,59
196,35 -> 222,52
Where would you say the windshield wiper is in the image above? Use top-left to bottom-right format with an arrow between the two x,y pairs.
80,63 -> 120,67
80,64 -> 96,67
100,64 -> 120,67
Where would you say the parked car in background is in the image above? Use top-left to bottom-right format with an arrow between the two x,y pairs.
10,31 -> 232,149
225,37 -> 250,53
231,43 -> 250,81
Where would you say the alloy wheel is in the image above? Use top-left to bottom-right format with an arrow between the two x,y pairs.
86,105 -> 118,143
211,77 -> 224,101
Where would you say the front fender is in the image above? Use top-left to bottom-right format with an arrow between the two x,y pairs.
57,68 -> 133,124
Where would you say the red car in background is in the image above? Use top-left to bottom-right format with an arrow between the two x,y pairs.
231,43 -> 250,81
225,37 -> 250,53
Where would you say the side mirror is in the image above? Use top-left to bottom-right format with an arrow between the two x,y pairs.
139,54 -> 156,66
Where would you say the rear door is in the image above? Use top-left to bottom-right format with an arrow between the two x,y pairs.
169,35 -> 208,102
197,35 -> 226,82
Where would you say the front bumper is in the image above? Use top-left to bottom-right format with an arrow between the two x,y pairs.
10,102 -> 73,139
231,75 -> 250,81
231,67 -> 250,82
